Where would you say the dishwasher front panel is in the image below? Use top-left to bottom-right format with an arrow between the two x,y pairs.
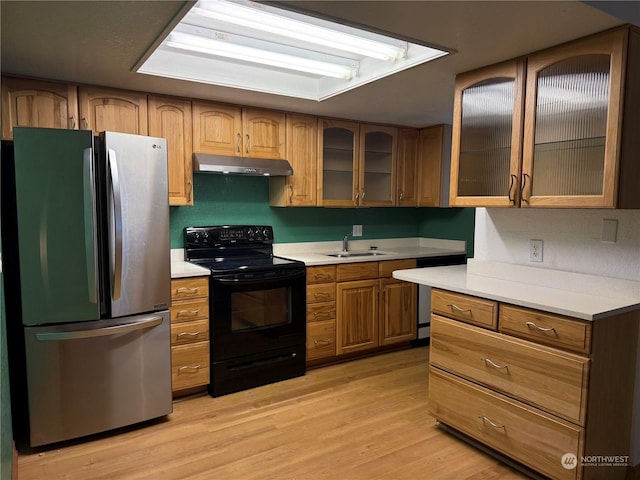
23,311 -> 172,447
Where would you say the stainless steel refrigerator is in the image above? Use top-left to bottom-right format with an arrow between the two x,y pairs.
1,127 -> 172,448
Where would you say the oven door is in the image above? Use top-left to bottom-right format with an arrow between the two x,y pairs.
210,267 -> 306,361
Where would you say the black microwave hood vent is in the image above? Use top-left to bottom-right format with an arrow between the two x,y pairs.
193,153 -> 293,176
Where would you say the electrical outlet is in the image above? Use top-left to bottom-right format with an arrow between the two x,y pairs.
352,225 -> 363,237
529,239 -> 543,263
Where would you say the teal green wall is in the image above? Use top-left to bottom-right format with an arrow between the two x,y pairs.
170,174 -> 475,255
419,207 -> 475,257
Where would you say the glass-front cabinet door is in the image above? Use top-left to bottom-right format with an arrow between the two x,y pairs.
359,125 -> 397,206
449,60 -> 526,207
319,119 -> 359,207
522,29 -> 626,207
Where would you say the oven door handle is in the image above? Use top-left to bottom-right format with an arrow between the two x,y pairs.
212,269 -> 306,285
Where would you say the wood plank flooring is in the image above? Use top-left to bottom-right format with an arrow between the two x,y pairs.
17,347 -> 527,480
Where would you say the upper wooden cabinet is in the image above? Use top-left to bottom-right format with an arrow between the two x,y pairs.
397,125 -> 449,207
450,27 -> 640,208
148,95 -> 193,206
359,124 -> 397,207
78,86 -> 148,135
1,76 -> 79,139
269,113 -> 318,207
318,119 -> 359,207
192,101 -> 285,159
449,60 -> 525,207
418,125 -> 449,207
396,128 -> 419,206
319,119 -> 397,207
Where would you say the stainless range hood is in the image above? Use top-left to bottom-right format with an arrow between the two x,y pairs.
193,153 -> 293,176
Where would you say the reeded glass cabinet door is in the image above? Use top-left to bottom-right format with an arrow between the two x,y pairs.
360,125 -> 397,206
450,60 -> 525,206
522,30 -> 625,207
320,120 -> 359,206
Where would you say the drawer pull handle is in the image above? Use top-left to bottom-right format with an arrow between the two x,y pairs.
176,309 -> 200,317
314,339 -> 332,345
178,365 -> 201,373
313,311 -> 335,318
177,287 -> 199,294
177,331 -> 201,338
448,304 -> 472,314
478,416 -> 505,429
314,273 -> 331,279
525,321 -> 556,333
482,358 -> 508,370
314,292 -> 331,298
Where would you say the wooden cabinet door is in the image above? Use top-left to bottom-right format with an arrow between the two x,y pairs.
78,86 -> 148,135
242,108 -> 285,159
319,119 -> 359,207
522,28 -> 626,208
336,279 -> 379,355
359,124 -> 397,207
192,101 -> 242,156
269,113 -> 318,206
380,278 -> 416,346
1,76 -> 78,139
449,59 -> 525,207
418,125 -> 446,207
396,128 -> 419,206
148,95 -> 193,206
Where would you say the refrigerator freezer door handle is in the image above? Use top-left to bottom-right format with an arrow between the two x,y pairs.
108,148 -> 123,301
34,316 -> 163,341
83,147 -> 99,304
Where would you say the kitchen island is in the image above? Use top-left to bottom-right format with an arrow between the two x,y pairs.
394,259 -> 640,480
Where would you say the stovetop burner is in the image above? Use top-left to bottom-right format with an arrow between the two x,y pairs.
184,225 -> 304,274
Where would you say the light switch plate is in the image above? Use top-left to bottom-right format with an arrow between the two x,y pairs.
352,225 -> 363,237
601,219 -> 618,243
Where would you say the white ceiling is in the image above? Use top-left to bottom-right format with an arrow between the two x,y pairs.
1,1 -> 637,128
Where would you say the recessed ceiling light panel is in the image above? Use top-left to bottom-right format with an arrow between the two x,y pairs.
136,0 -> 450,101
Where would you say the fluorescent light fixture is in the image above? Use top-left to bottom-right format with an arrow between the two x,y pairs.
165,31 -> 358,79
190,3 -> 406,61
137,0 -> 451,101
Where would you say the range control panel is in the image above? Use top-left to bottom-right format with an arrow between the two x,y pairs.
185,225 -> 274,248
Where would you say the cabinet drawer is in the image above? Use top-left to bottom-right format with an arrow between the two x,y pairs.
431,289 -> 498,329
171,277 -> 208,301
307,283 -> 336,303
500,305 -> 592,354
171,342 -> 210,391
430,315 -> 589,425
171,319 -> 209,346
307,265 -> 336,284
379,259 -> 416,277
429,367 -> 582,480
170,298 -> 209,323
307,320 -> 336,361
336,262 -> 379,282
307,301 -> 336,323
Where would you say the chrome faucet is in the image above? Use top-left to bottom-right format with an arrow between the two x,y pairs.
342,233 -> 350,252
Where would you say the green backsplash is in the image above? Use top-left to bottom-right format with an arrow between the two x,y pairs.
419,207 -> 475,257
170,174 -> 475,254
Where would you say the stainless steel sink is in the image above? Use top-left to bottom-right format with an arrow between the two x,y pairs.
326,251 -> 386,258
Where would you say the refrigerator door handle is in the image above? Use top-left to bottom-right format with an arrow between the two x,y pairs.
34,315 -> 163,341
83,147 -> 99,304
108,148 -> 123,301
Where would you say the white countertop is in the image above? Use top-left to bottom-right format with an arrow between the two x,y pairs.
170,250 -> 209,278
170,237 -> 466,278
393,259 -> 640,321
273,237 -> 466,266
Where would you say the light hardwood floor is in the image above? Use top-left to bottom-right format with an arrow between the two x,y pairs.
17,347 -> 526,480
